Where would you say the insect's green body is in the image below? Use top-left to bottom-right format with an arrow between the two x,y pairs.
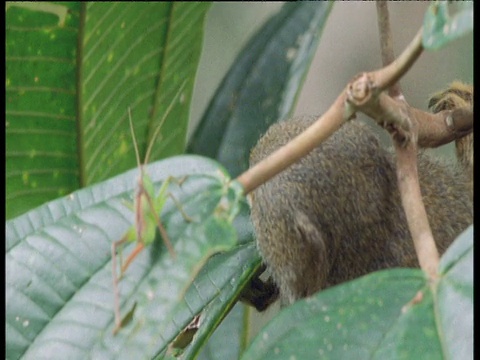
111,83 -> 186,334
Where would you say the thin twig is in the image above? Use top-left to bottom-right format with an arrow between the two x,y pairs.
374,28 -> 423,92
376,1 -> 403,99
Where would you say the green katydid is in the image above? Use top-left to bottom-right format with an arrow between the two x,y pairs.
111,82 -> 189,334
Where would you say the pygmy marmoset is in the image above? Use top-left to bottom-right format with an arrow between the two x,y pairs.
248,82 -> 473,307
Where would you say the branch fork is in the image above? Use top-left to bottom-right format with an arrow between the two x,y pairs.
236,4 -> 472,281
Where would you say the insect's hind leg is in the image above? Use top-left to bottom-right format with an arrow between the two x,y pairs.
111,235 -> 128,329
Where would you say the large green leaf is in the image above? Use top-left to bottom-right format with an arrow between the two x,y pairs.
6,2 -> 81,219
155,243 -> 262,359
6,2 -> 211,219
187,1 -> 333,177
196,304 -> 248,360
242,226 -> 473,359
422,1 -> 473,50
436,226 -> 473,360
151,197 -> 261,359
181,247 -> 262,360
6,155 -> 246,359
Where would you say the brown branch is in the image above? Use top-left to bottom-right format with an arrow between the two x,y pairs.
347,78 -> 474,147
416,108 -> 473,147
344,76 -> 472,280
393,140 -> 439,279
237,93 -> 352,194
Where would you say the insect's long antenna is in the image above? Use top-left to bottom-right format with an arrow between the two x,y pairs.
128,107 -> 143,172
144,80 -> 188,164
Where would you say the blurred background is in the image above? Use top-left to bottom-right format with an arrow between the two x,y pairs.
191,2 -> 473,158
